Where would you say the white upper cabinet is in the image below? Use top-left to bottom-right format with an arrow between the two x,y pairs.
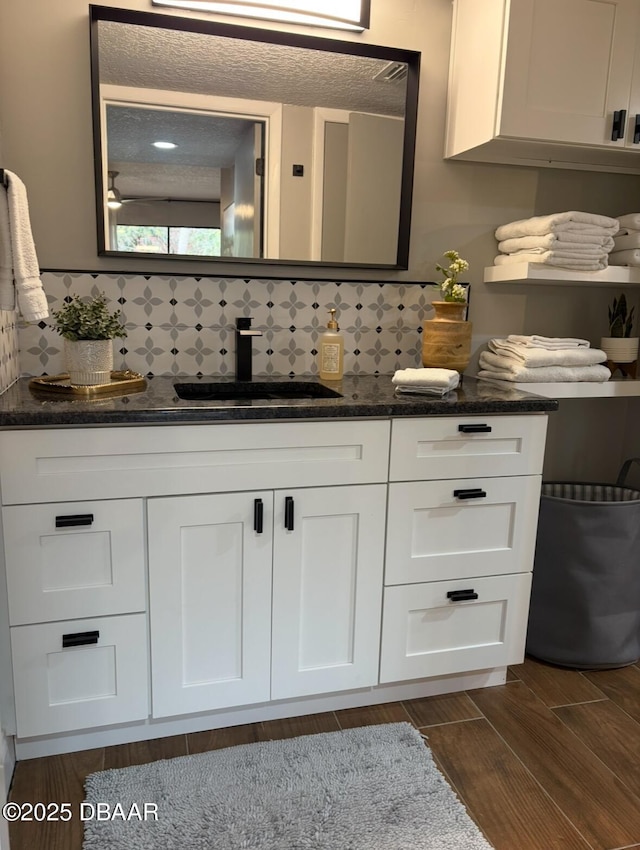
445,0 -> 640,172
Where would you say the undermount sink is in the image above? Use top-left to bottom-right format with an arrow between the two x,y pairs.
173,381 -> 343,401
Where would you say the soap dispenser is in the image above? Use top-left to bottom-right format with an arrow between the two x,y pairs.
318,308 -> 344,381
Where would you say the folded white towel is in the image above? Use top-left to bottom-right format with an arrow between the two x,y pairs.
617,213 -> 640,231
495,211 -> 619,241
503,245 -> 609,259
493,253 -> 607,271
507,334 -> 590,349
498,234 -> 615,253
394,385 -> 459,397
488,340 -> 606,367
0,189 -> 15,312
392,367 -> 460,394
478,357 -> 611,383
609,248 -> 640,267
1,171 -> 49,322
613,232 -> 640,251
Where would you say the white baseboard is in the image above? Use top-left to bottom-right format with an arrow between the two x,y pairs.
15,667 -> 506,760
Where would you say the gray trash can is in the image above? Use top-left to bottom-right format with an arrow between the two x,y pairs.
527,458 -> 640,669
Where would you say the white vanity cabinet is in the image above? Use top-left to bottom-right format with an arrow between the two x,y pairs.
380,415 -> 547,684
445,0 -> 640,172
148,483 -> 385,718
0,412 -> 548,751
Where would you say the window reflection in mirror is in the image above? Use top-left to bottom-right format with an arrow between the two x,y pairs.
105,102 -> 265,257
91,7 -> 420,269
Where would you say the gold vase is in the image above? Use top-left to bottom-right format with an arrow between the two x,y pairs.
422,301 -> 472,372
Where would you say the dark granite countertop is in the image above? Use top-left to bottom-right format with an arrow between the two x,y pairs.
0,375 -> 558,428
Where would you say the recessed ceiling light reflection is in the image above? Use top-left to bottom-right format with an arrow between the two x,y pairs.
153,141 -> 177,149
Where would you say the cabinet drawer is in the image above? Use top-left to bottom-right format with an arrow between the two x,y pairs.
0,421 -> 390,504
379,573 -> 532,684
3,500 -> 146,625
11,613 -> 149,738
389,415 -> 547,481
385,476 -> 541,585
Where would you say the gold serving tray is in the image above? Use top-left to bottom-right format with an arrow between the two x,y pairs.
29,370 -> 147,397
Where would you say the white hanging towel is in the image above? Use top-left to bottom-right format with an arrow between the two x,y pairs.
0,189 -> 13,312
0,170 -> 49,321
495,211 -> 619,241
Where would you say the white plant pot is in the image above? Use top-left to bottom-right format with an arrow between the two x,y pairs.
600,336 -> 640,364
64,339 -> 114,386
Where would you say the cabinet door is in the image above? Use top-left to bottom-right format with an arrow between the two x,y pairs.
379,574 -> 532,684
271,484 -> 386,700
385,476 -> 542,585
499,0 -> 639,146
148,492 -> 272,718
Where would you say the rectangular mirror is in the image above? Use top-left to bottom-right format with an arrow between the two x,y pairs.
90,6 -> 420,269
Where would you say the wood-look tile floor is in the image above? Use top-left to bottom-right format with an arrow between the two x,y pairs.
8,657 -> 640,850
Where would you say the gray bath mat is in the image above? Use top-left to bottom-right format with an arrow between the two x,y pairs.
83,722 -> 493,849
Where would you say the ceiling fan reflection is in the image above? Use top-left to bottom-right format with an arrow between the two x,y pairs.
107,171 -> 169,207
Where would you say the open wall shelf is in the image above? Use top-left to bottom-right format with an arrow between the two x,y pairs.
477,375 -> 640,399
484,263 -> 640,287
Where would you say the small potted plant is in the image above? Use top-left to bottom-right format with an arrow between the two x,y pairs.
434,249 -> 470,305
423,250 -> 473,372
600,293 -> 639,364
52,292 -> 127,386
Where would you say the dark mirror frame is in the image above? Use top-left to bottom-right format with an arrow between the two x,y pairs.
89,5 -> 420,270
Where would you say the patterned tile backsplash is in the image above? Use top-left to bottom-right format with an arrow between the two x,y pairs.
17,272 -> 435,378
0,310 -> 20,393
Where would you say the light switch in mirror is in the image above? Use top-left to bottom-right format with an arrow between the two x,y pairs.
90,6 -> 420,270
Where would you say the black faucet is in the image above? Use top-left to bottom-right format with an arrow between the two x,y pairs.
235,317 -> 263,381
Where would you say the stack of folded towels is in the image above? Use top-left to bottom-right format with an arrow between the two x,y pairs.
609,214 -> 640,267
478,336 -> 611,383
493,211 -> 619,271
392,367 -> 460,396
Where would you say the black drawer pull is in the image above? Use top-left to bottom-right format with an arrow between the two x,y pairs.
55,513 -> 94,528
253,498 -> 264,534
284,496 -> 294,531
62,630 -> 99,648
634,114 -> 640,144
612,108 -> 627,141
458,424 -> 492,434
447,589 -> 479,602
453,488 -> 487,500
